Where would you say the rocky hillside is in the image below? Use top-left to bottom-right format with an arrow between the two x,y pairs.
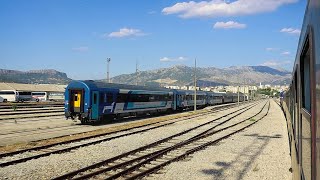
111,65 -> 291,87
0,69 -> 71,84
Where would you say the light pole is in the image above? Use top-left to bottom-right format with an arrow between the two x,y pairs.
237,85 -> 240,106
136,60 -> 139,85
194,58 -> 197,112
107,58 -> 111,83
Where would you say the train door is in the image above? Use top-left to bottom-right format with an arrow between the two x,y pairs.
291,69 -> 301,180
91,91 -> 99,120
70,90 -> 83,113
173,92 -> 177,110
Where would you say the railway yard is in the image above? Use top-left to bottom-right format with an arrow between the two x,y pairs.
0,99 -> 291,179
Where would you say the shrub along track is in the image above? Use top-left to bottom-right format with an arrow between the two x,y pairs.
52,100 -> 269,180
0,101 -> 259,168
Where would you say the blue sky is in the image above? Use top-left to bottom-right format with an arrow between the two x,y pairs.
0,0 -> 306,79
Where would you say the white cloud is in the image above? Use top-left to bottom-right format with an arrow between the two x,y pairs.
261,60 -> 291,67
162,0 -> 298,18
281,51 -> 291,55
148,10 -> 156,14
71,46 -> 89,52
160,56 -> 187,62
106,28 -> 146,38
265,47 -> 278,51
280,28 -> 301,35
213,21 -> 246,29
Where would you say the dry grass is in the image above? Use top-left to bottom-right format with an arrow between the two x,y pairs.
0,109 -> 209,153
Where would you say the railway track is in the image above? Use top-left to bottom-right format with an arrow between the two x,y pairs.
0,109 -> 63,116
0,106 -> 64,114
0,112 -> 65,121
0,101 -> 259,168
0,105 -> 64,121
53,100 -> 269,179
0,101 -> 249,136
0,123 -> 89,139
0,102 -> 64,109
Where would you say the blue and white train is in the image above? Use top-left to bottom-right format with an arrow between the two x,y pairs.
65,80 -> 247,124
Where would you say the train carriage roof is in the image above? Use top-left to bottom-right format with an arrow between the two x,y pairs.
69,80 -> 173,92
175,89 -> 207,95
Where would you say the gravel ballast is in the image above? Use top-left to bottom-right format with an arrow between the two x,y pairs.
147,100 -> 291,180
0,101 -> 269,179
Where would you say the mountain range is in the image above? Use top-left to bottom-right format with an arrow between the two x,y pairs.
110,65 -> 291,87
0,65 -> 291,86
0,69 -> 71,84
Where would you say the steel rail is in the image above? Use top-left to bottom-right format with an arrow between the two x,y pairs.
0,100 -> 255,158
128,101 -> 270,179
105,101 -> 269,180
52,101 -> 264,180
0,101 -> 258,168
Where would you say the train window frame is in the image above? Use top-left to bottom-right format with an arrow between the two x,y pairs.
293,72 -> 298,132
300,46 -> 311,113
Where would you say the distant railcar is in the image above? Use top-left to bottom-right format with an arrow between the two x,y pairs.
223,93 -> 234,103
206,92 -> 224,105
175,90 -> 207,110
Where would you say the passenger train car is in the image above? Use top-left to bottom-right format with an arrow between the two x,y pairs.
175,90 -> 207,110
282,1 -> 320,179
65,80 -> 246,124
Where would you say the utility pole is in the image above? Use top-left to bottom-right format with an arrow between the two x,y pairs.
107,58 -> 111,83
194,58 -> 197,112
136,60 -> 139,85
238,85 -> 240,106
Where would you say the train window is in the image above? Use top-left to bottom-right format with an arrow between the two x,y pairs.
294,72 -> 298,103
93,94 -> 97,104
128,94 -> 137,102
300,47 -> 311,113
141,94 -> 149,102
293,71 -> 298,144
160,94 -> 166,101
100,93 -> 105,103
74,95 -> 78,101
106,93 -> 113,103
117,93 -> 128,103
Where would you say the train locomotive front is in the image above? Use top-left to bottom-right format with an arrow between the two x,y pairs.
65,80 -> 92,123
